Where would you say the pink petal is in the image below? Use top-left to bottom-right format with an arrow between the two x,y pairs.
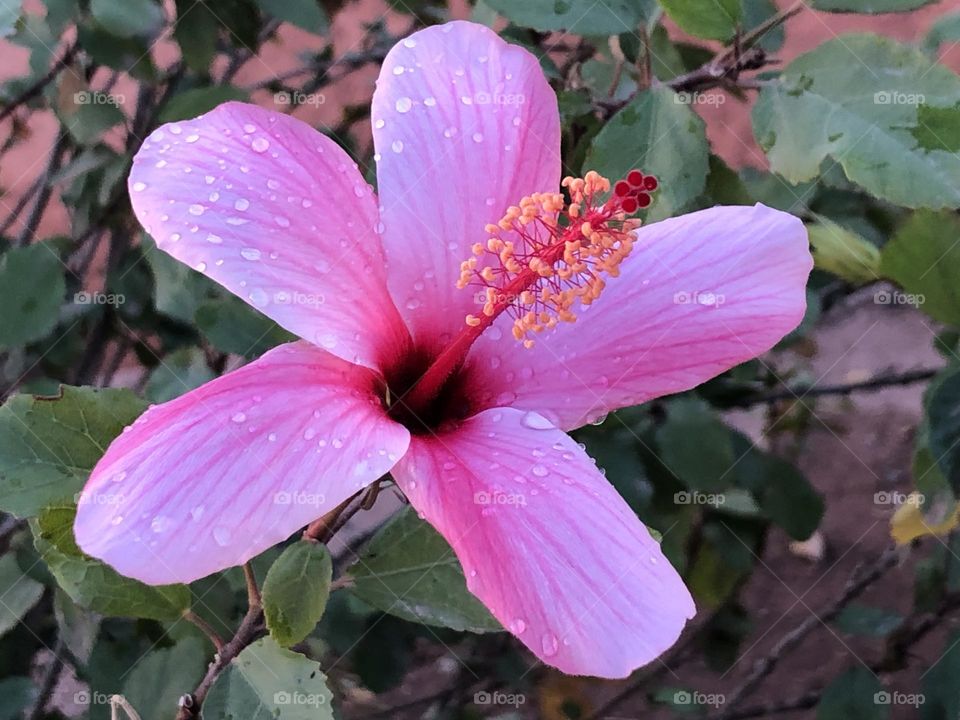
462,204 -> 812,430
129,102 -> 410,372
393,407 -> 694,677
371,22 -> 560,355
75,342 -> 409,585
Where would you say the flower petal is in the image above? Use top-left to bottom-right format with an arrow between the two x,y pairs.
463,204 -> 812,430
129,101 -> 410,372
372,21 -> 560,354
75,341 -> 409,585
393,407 -> 694,677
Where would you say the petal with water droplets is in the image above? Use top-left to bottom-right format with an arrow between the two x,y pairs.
75,341 -> 409,584
392,406 -> 694,677
371,21 -> 561,357
463,204 -> 812,429
129,102 -> 410,372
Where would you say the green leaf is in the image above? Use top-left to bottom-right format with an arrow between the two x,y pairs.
834,603 -> 903,637
0,386 -> 146,518
263,541 -> 332,647
203,637 -> 334,720
0,677 -> 35,720
254,0 -> 327,33
0,0 -> 21,39
753,34 -> 960,209
751,454 -> 824,540
879,210 -> 960,326
483,0 -> 646,34
121,636 -> 208,720
924,12 -> 960,55
145,348 -> 215,403
922,630 -> 960,720
585,86 -> 709,222
33,504 -> 191,620
0,554 -> 43,638
174,0 -> 219,73
816,666 -> 888,720
145,236 -> 219,324
807,218 -> 881,284
348,507 -> 501,632
90,0 -> 163,38
196,295 -> 295,358
657,398 -> 735,492
0,244 -> 65,349
159,86 -> 249,123
659,0 -> 741,41
919,366 -> 960,498
811,0 -> 935,12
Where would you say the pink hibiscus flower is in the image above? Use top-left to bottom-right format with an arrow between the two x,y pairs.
75,21 -> 811,677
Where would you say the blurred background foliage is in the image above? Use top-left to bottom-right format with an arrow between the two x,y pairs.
0,0 -> 960,718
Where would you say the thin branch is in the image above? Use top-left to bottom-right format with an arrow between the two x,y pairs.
713,547 -> 901,718
0,42 -> 77,125
734,367 -> 941,407
15,133 -> 71,247
242,562 -> 261,609
183,610 -> 226,652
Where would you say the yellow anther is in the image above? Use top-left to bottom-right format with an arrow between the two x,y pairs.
465,314 -> 481,327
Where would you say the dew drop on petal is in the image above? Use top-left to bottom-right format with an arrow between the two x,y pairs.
521,411 -> 553,430
531,464 -> 549,478
395,97 -> 412,113
231,412 -> 247,423
392,140 -> 404,153
213,526 -> 232,546
541,633 -> 560,657
510,618 -> 527,634
234,198 -> 249,211
240,247 -> 261,261
132,181 -> 146,192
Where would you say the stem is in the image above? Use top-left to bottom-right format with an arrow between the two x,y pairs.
242,562 -> 261,609
183,610 -> 226,652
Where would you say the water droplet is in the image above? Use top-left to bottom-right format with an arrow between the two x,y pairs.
392,139 -> 404,153
304,428 -> 316,440
424,96 -> 436,107
111,471 -> 127,483
231,412 -> 247,423
374,118 -> 385,129
240,247 -> 261,261
392,65 -> 405,75
510,618 -> 527,634
531,464 -> 549,478
243,123 -> 256,133
522,411 -> 553,430
190,506 -> 205,521
395,97 -> 412,113
213,526 -> 232,546
472,132 -> 483,143
132,181 -> 146,192
275,215 -> 290,228
541,633 -> 559,656
403,37 -> 416,48
234,198 -> 249,211
249,288 -> 269,307
186,133 -> 200,143
150,515 -> 170,533
207,233 -> 222,244
188,204 -> 205,216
